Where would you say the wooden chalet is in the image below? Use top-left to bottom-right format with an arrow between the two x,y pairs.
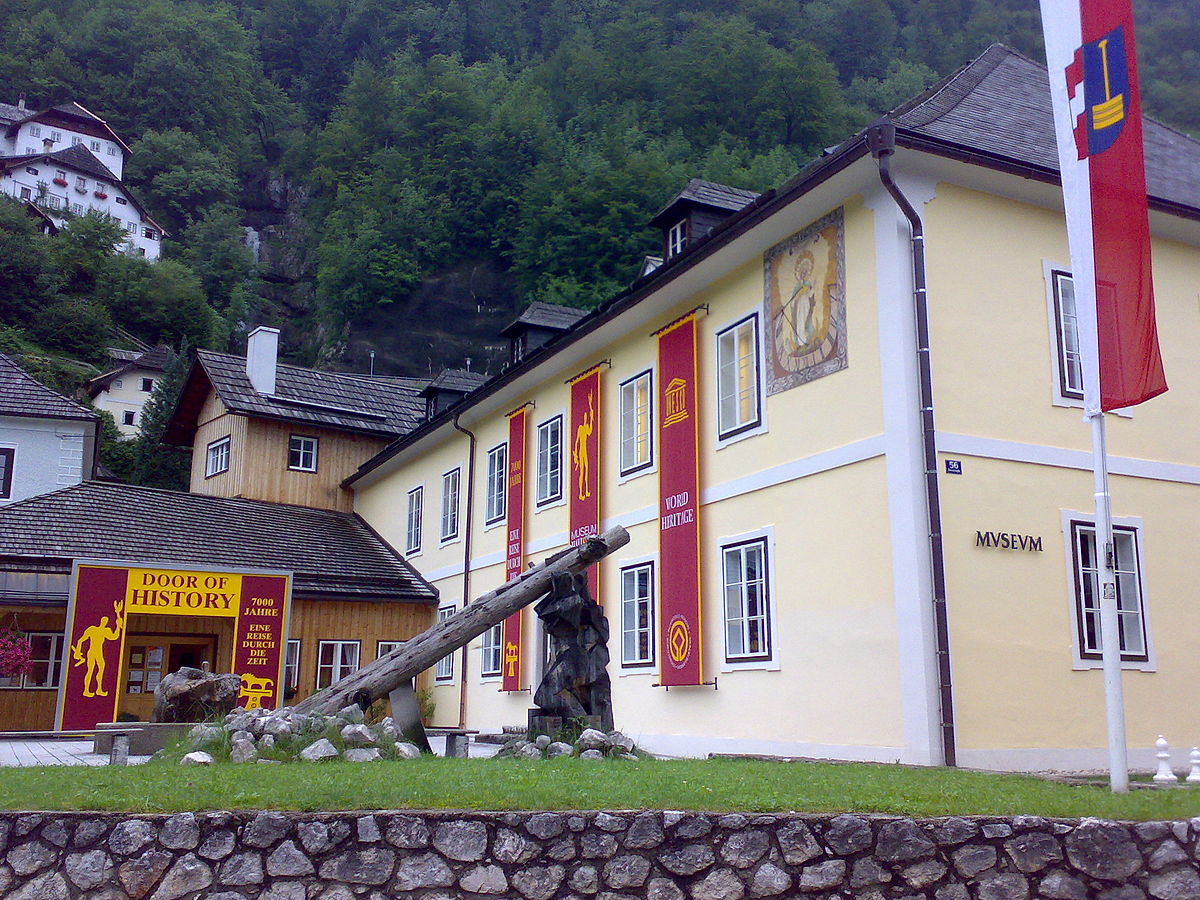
0,482 -> 437,728
164,327 -> 426,512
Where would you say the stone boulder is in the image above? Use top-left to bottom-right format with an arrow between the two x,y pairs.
153,667 -> 241,723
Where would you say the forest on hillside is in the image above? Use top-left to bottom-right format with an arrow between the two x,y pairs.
0,0 -> 1195,377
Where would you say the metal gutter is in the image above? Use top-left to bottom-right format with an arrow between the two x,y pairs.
868,121 -> 957,768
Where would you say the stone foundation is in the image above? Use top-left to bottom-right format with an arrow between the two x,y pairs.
1,810 -> 1198,899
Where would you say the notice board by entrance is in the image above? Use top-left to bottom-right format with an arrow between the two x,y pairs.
56,560 -> 292,730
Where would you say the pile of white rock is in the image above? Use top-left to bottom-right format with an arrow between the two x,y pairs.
496,727 -> 640,761
179,704 -> 424,765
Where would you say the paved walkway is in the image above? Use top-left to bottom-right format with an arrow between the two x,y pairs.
0,734 -> 496,766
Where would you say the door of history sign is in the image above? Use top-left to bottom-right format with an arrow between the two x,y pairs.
56,561 -> 292,730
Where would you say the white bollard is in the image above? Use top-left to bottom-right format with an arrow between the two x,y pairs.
1186,748 -> 1200,784
1153,735 -> 1180,784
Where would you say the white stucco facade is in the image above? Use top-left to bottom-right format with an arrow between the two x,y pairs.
0,416 -> 97,504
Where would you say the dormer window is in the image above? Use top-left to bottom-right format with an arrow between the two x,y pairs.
667,220 -> 688,258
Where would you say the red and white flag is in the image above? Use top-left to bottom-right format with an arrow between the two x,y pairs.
1040,0 -> 1167,413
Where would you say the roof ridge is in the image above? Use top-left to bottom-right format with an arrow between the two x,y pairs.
888,43 -> 1013,128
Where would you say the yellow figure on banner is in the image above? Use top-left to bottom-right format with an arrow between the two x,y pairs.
504,641 -> 520,678
572,391 -> 594,501
239,673 -> 274,709
71,599 -> 124,698
663,378 -> 689,427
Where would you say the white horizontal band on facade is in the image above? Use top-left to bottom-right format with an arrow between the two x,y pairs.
420,436 -> 890,582
937,433 -> 1200,486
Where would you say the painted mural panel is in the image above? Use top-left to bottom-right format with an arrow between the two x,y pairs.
763,208 -> 847,394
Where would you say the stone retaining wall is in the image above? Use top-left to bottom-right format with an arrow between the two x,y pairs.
2,810 -> 1199,899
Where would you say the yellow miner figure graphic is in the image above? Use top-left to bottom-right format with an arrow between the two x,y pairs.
572,391 -> 595,501
71,602 -> 124,698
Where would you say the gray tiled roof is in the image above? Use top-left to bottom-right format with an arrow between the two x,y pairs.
649,178 -> 761,226
0,102 -> 25,125
674,178 -> 761,211
423,368 -> 489,394
500,302 -> 590,337
890,44 -> 1200,211
0,353 -> 98,421
192,350 -> 424,439
85,346 -> 172,397
0,482 -> 437,603
0,144 -> 121,183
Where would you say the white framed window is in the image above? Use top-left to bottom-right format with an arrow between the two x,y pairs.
140,377 -> 154,392
113,379 -> 123,389
19,187 -> 30,200
115,196 -> 127,205
71,203 -> 83,216
485,443 -> 507,526
535,415 -> 563,507
435,606 -> 455,681
316,640 -> 359,688
122,410 -> 136,426
126,222 -> 138,234
71,136 -> 82,147
28,125 -> 40,137
205,435 -> 230,478
619,370 -> 654,477
287,435 -> 318,472
0,633 -> 64,689
1063,512 -> 1153,670
283,639 -> 301,694
716,314 -> 762,440
722,534 -> 774,666
108,147 -> 117,156
406,486 -> 423,554
0,447 -> 12,500
440,467 -> 460,542
1046,266 -> 1084,403
90,140 -> 100,151
50,131 -> 60,142
667,219 -> 687,258
377,640 -> 404,660
620,562 -> 655,668
480,623 -> 502,678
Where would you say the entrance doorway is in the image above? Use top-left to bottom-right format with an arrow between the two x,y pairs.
118,634 -> 217,721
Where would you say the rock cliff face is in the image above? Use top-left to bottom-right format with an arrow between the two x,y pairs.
240,172 -> 520,379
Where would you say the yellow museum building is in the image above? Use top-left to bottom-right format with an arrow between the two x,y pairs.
347,46 -> 1200,771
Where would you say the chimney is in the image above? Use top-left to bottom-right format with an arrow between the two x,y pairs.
246,326 -> 279,395
42,138 -> 52,152
17,94 -> 25,112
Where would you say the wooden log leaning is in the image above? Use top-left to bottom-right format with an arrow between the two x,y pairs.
291,526 -> 630,716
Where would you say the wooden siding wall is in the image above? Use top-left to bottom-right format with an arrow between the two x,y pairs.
0,599 -> 436,729
190,408 -> 248,498
287,598 -> 436,705
239,419 -> 389,512
187,388 -> 389,511
0,607 -> 66,730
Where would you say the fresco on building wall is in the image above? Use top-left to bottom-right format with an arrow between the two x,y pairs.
763,208 -> 847,394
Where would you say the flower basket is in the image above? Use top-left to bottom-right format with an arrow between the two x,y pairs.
0,628 -> 33,678
52,177 -> 68,187
94,191 -> 108,200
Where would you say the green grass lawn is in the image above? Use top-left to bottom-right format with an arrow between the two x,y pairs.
2,757 -> 1200,819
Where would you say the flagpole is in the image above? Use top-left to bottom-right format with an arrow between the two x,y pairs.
1090,410 -> 1128,792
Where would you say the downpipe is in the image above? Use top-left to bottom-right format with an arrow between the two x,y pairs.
868,121 -> 957,768
452,414 -> 477,730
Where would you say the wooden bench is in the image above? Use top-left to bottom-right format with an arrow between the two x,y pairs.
424,727 -> 480,758
0,729 -> 140,765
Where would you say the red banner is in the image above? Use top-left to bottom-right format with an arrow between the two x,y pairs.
58,565 -> 128,730
231,575 -> 290,710
656,313 -> 703,686
1040,0 -> 1166,412
568,366 -> 602,598
503,407 -> 527,691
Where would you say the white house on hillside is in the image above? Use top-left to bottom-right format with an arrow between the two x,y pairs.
0,98 -> 163,259
85,345 -> 170,437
